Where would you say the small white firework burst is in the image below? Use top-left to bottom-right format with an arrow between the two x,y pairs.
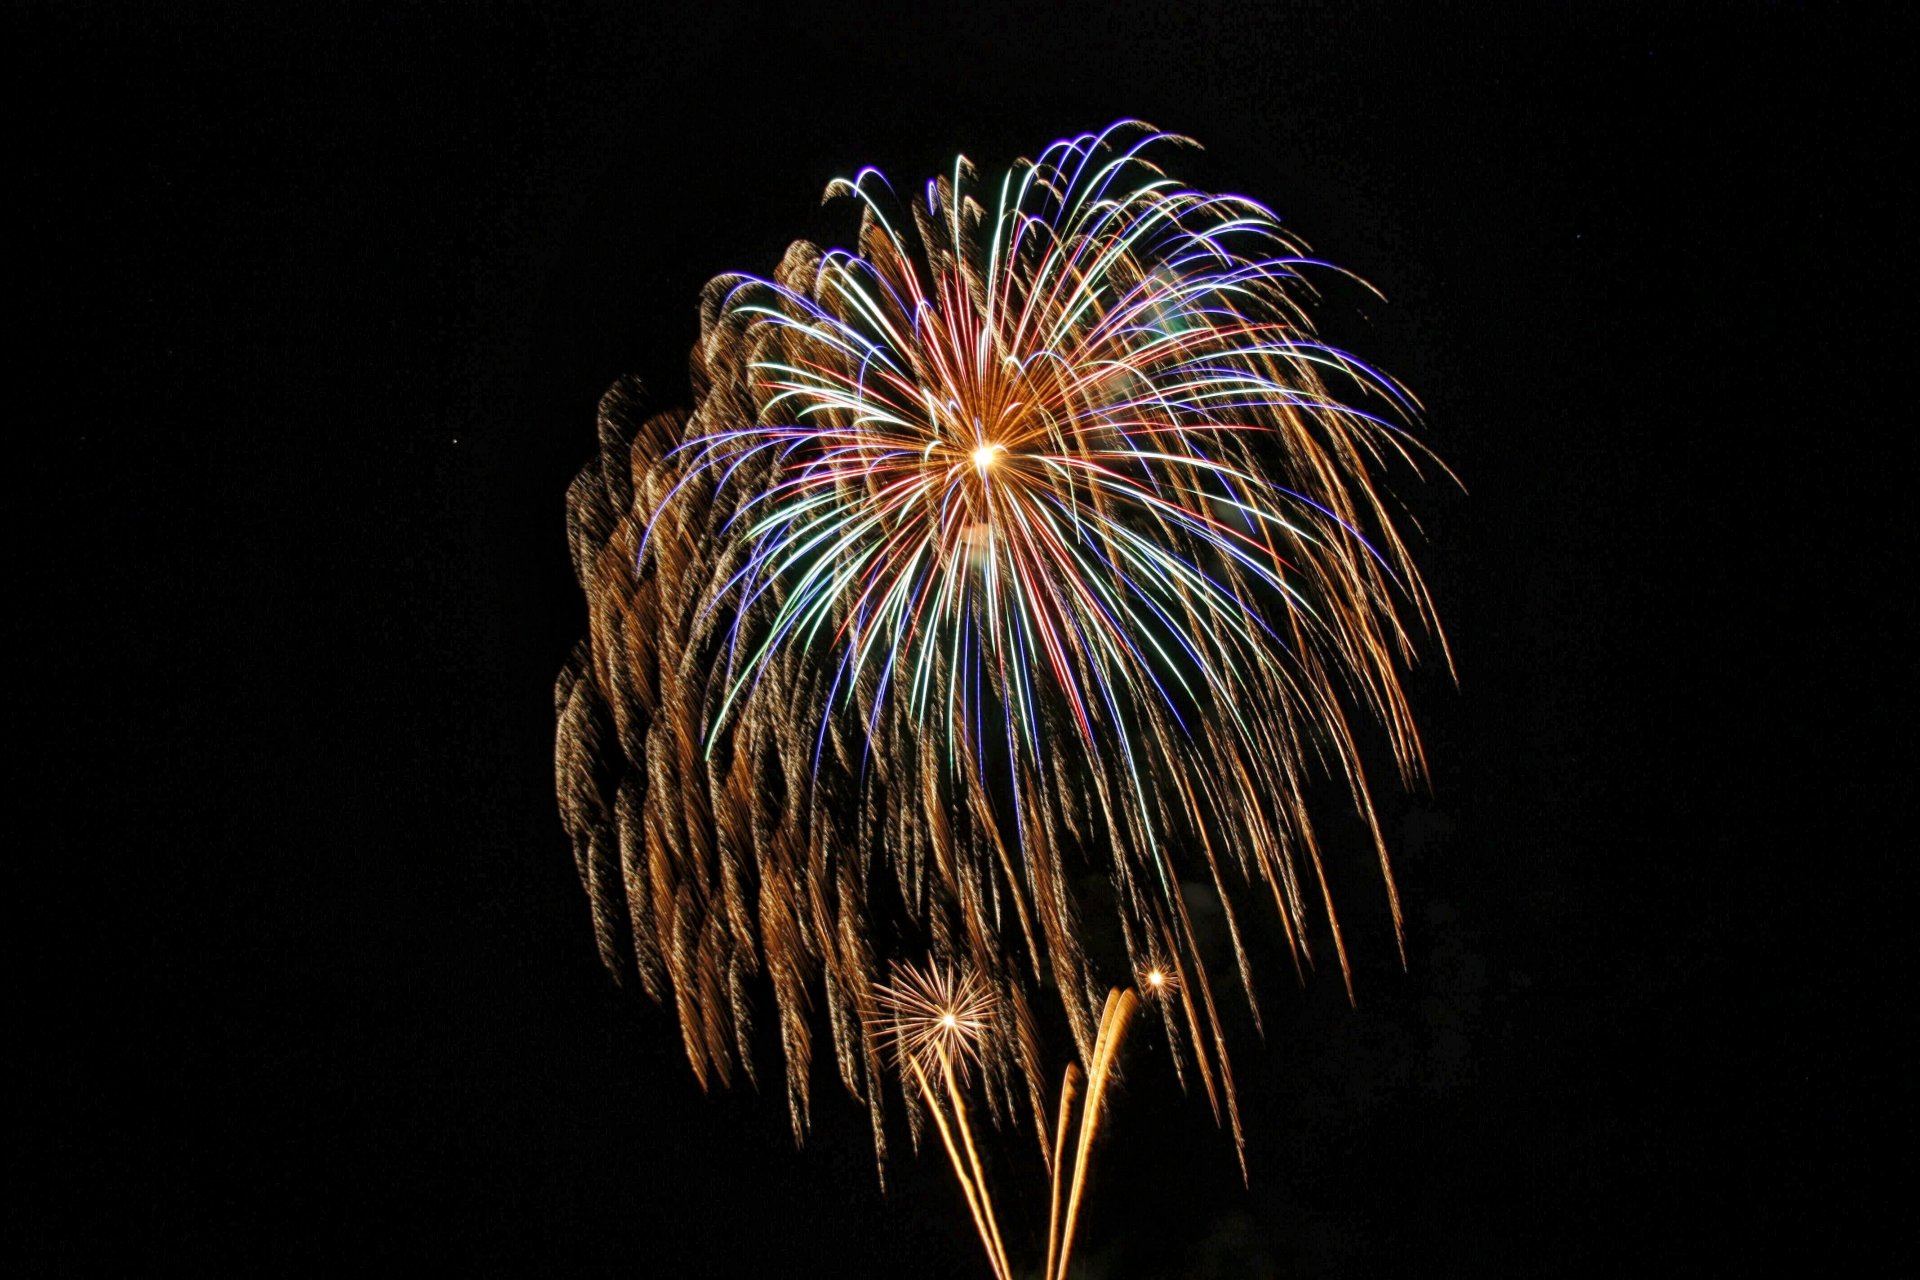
872,962 -> 997,1079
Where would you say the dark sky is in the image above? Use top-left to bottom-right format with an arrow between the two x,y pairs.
18,3 -> 1902,1274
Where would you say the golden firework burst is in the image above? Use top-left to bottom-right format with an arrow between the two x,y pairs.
871,961 -> 997,1079
1136,960 -> 1180,999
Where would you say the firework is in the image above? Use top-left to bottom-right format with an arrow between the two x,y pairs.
876,962 -> 1012,1279
876,966 -> 1139,1280
1136,960 -> 1178,998
872,961 -> 998,1079
1049,987 -> 1138,1280
555,120 -> 1450,1177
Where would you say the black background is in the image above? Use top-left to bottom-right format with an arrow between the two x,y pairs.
18,3 -> 1904,1274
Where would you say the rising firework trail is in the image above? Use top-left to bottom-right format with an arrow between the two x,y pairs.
555,120 -> 1453,1179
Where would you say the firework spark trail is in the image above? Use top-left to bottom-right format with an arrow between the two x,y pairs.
908,1051 -> 1010,1280
556,120 -> 1451,1175
1051,987 -> 1138,1280
1042,1062 -> 1081,1280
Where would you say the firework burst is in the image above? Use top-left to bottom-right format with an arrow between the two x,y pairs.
1136,959 -> 1179,999
555,120 -> 1451,1176
872,962 -> 997,1078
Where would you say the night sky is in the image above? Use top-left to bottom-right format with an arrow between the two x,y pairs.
18,4 -> 1902,1274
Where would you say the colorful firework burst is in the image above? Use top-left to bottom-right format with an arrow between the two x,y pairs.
556,120 -> 1451,1176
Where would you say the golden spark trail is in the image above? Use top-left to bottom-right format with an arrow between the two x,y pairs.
907,1054 -> 1010,1280
1043,1063 -> 1082,1280
941,1045 -> 1013,1280
1051,988 -> 1138,1280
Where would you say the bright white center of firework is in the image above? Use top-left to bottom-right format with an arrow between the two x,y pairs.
972,444 -> 1001,472
1148,969 -> 1165,986
941,1012 -> 958,1029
